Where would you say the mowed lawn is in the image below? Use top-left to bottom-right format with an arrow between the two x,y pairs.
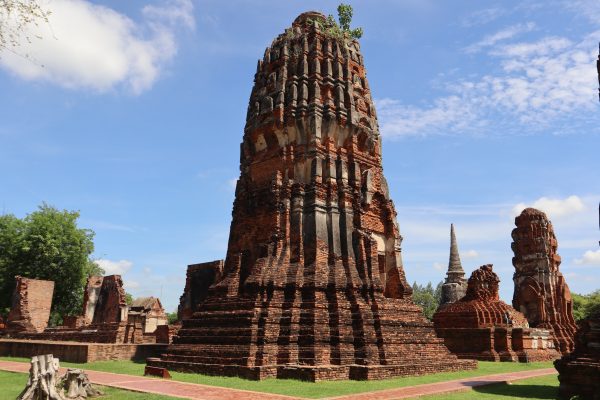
421,374 -> 559,399
0,370 -> 180,399
0,357 -> 557,399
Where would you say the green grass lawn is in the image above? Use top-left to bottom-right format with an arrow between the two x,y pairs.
420,374 -> 559,399
0,370 -> 180,399
0,356 -> 556,399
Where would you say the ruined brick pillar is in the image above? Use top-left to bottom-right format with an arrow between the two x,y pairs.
91,275 -> 128,325
6,276 -> 55,333
511,208 -> 577,354
440,224 -> 467,305
148,11 -> 475,381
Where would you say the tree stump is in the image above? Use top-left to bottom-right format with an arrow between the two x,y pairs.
59,369 -> 102,399
17,354 -> 65,400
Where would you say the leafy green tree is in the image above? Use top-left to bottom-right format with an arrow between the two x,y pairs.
412,281 -> 443,320
335,4 -> 363,39
572,290 -> 600,322
572,292 -> 589,322
584,290 -> 600,318
311,3 -> 363,41
0,204 -> 102,323
167,311 -> 178,325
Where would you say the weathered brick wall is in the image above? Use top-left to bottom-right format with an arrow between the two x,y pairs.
178,261 -> 224,320
83,276 -> 104,325
6,276 -> 55,333
0,339 -> 167,363
92,275 -> 128,324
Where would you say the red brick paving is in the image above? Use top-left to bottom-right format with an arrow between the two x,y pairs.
0,360 -> 556,400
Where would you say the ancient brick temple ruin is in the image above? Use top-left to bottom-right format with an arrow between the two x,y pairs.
5,276 -> 55,334
440,224 -> 467,306
178,261 -> 224,321
5,275 -> 167,345
512,208 -> 577,354
147,11 -> 476,381
1,274 -> 170,362
433,265 -> 559,362
129,297 -> 168,335
554,204 -> 600,399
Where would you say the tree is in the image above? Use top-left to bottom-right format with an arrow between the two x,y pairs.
572,290 -> 600,322
335,4 -> 363,39
167,311 -> 178,325
0,204 -> 102,323
307,3 -> 364,41
0,0 -> 51,55
412,281 -> 443,320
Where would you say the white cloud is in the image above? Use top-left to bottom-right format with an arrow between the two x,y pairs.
227,178 -> 238,190
143,0 -> 195,31
463,250 -> 479,259
433,262 -> 445,271
464,22 -> 536,54
377,96 -> 482,138
95,259 -> 133,275
461,7 -> 507,27
0,0 -> 194,94
512,195 -> 585,219
378,17 -> 598,138
574,249 -> 600,266
124,280 -> 140,289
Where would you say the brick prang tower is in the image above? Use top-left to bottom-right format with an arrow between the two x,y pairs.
511,208 -> 577,354
148,11 -> 475,381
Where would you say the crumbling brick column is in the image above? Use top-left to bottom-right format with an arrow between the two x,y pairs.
7,276 -> 55,333
512,208 -> 577,353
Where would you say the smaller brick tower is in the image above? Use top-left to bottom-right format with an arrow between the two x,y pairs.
440,224 -> 467,305
511,208 -> 577,353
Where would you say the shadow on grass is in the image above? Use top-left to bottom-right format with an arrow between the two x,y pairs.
472,382 -> 558,399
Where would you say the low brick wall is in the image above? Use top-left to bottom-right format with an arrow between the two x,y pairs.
0,339 -> 167,363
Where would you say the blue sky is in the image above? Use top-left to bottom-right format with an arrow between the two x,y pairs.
1,0 -> 599,312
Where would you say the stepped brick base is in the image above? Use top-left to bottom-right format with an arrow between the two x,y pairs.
147,358 -> 474,382
435,327 -> 560,362
148,292 -> 476,381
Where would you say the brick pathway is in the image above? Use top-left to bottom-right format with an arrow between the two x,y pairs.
328,368 -> 557,400
0,360 -> 556,400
